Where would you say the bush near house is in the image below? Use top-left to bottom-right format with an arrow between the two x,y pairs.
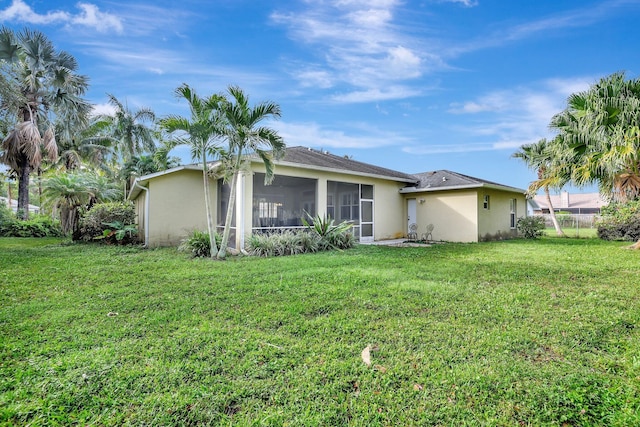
77,202 -> 136,242
517,215 -> 546,239
178,229 -> 222,258
597,200 -> 640,241
183,215 -> 356,258
246,215 -> 355,257
247,230 -> 321,257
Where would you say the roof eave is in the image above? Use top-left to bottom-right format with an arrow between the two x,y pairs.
126,164 -> 206,200
400,182 -> 526,194
256,158 -> 418,184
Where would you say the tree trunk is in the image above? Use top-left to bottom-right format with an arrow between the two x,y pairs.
201,153 -> 218,258
17,154 -> 31,220
545,187 -> 566,237
218,169 -> 239,260
60,205 -> 78,236
37,167 -> 43,211
7,178 -> 13,212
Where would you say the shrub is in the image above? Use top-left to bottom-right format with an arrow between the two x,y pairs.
517,216 -> 546,239
247,232 -> 278,257
96,221 -> 139,245
247,230 -> 327,257
78,202 -> 135,242
597,200 -> 640,241
178,230 -> 221,258
302,214 -> 355,251
0,203 -> 62,237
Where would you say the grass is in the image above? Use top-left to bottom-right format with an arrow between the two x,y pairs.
1,237 -> 639,426
545,227 -> 599,238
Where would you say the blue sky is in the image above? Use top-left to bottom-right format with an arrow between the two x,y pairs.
2,0 -> 639,192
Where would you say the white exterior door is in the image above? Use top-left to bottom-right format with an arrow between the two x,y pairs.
360,199 -> 374,243
407,198 -> 417,233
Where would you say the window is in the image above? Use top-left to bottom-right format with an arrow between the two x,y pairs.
510,198 -> 517,229
327,181 -> 369,240
252,173 -> 316,229
258,200 -> 282,220
327,194 -> 335,219
483,194 -> 490,210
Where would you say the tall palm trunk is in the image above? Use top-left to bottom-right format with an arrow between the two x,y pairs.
218,164 -> 240,260
545,187 -> 566,237
201,153 -> 219,258
17,155 -> 30,220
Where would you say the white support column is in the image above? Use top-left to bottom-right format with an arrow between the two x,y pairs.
236,173 -> 245,250
317,177 -> 327,216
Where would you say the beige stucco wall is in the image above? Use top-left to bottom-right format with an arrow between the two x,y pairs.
135,163 -> 409,248
477,190 -> 527,240
143,170 -> 215,247
134,163 -> 526,247
411,190 -> 479,242
408,188 -> 527,243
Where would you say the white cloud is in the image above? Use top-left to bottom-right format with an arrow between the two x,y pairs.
0,0 -> 68,24
440,0 -> 478,7
0,0 -> 123,33
294,68 -> 335,89
332,86 -> 419,103
347,8 -> 392,27
402,139 -> 530,155
274,120 -> 410,149
449,1 -> 632,56
443,76 -> 596,151
90,102 -> 116,116
71,3 -> 123,33
271,0 -> 433,102
448,92 -> 510,114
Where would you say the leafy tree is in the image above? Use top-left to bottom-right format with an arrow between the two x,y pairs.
42,170 -> 120,235
95,94 -> 156,162
159,84 -> 227,258
512,138 -> 566,236
550,72 -> 640,248
120,148 -> 180,182
0,27 -> 91,219
216,85 -> 285,259
551,72 -> 640,201
55,118 -> 115,172
121,154 -> 160,180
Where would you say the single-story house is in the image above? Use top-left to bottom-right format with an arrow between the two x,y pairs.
0,196 -> 40,215
128,146 -> 527,247
533,191 -> 606,214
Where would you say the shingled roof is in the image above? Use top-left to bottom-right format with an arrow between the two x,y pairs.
401,170 -> 525,193
265,146 -> 418,183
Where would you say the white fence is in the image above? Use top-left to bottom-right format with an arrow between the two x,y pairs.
539,213 -> 600,229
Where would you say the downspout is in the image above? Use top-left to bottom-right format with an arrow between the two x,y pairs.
134,181 -> 150,247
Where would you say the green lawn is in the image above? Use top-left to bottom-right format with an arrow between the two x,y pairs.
1,237 -> 639,426
545,227 -> 599,238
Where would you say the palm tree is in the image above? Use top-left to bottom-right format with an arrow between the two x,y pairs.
152,138 -> 182,171
42,170 -> 120,235
216,85 -> 285,259
55,118 -> 115,172
550,72 -> 640,248
512,138 -> 567,237
159,84 -> 227,258
0,27 -> 91,219
550,72 -> 640,202
96,94 -> 157,162
42,171 -> 91,235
